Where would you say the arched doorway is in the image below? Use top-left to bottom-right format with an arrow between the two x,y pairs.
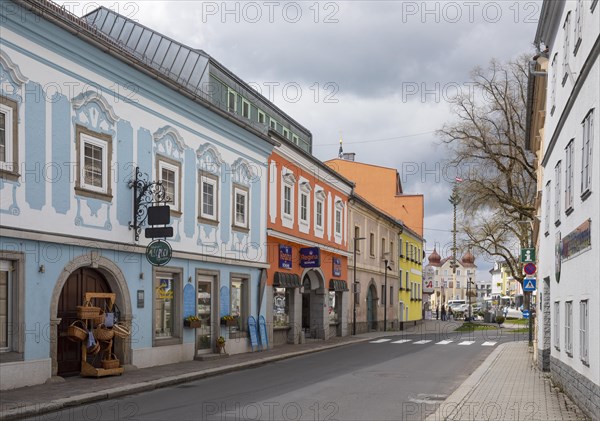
367,284 -> 378,331
57,268 -> 111,377
301,269 -> 326,339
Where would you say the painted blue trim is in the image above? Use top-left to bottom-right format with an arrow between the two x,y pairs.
183,148 -> 196,238
50,92 -> 70,214
137,128 -> 152,179
0,178 -> 20,216
1,15 -> 274,161
74,197 -> 112,230
116,120 -> 134,227
220,163 -> 231,244
24,82 -> 46,211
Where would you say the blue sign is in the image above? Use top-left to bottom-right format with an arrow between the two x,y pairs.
332,257 -> 341,277
183,283 -> 196,318
279,245 -> 292,269
300,247 -> 320,268
522,310 -> 530,319
258,315 -> 269,350
248,316 -> 259,352
523,278 -> 537,292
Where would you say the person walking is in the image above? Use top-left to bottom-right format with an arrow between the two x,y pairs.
448,307 -> 453,321
436,305 -> 439,320
441,305 -> 446,321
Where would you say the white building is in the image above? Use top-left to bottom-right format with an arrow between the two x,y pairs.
427,249 -> 477,309
533,0 -> 599,417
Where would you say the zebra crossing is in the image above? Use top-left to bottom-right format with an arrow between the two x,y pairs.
368,338 -> 497,347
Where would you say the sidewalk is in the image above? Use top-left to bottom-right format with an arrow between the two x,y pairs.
426,341 -> 588,420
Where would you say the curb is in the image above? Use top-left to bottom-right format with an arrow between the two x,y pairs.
0,337 -> 371,421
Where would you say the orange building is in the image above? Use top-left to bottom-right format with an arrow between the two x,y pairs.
266,133 -> 353,345
324,158 -> 424,237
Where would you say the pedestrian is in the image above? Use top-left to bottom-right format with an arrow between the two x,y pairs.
448,308 -> 453,321
436,305 -> 439,320
441,305 -> 446,321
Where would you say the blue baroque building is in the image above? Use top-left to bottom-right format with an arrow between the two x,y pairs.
0,0 -> 307,389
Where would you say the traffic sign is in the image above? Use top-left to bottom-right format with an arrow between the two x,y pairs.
522,310 -> 530,319
521,248 -> 536,263
523,278 -> 537,292
523,262 -> 537,275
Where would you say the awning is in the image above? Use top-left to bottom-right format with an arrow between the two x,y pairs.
329,279 -> 349,291
273,272 -> 301,288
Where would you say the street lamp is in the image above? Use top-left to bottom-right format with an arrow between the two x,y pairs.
353,236 -> 366,335
467,277 -> 475,321
383,258 -> 392,332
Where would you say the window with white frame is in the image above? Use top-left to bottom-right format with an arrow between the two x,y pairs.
281,171 -> 296,227
270,117 -> 278,131
405,271 -> 409,290
405,242 -> 409,259
551,54 -> 557,114
158,158 -> 181,213
241,98 -> 250,119
233,185 -> 249,229
300,192 -> 308,222
581,110 -> 594,196
399,270 -> 403,288
562,12 -> 571,85
554,301 -> 560,350
284,185 -> 292,215
0,97 -> 18,175
370,233 -> 375,256
283,127 -> 290,139
555,161 -> 562,224
565,301 -> 573,355
574,0 -> 583,54
227,88 -> 237,113
580,300 -> 588,364
565,139 -> 574,212
257,109 -> 266,124
199,173 -> 218,222
398,239 -> 403,257
545,181 -> 551,234
76,125 -> 112,199
334,200 -> 343,240
315,189 -> 325,233
292,134 -> 299,145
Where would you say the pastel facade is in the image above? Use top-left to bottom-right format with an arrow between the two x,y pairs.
427,249 -> 477,309
266,140 -> 352,343
0,1 -> 277,389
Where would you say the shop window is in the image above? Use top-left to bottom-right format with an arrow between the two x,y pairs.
0,256 -> 23,360
273,287 -> 290,327
153,269 -> 181,345
230,277 -> 249,333
328,290 -> 339,323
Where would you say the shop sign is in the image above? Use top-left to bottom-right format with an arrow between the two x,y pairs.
300,247 -> 320,268
146,239 -> 172,266
561,219 -> 591,261
279,245 -> 293,269
332,257 -> 341,277
423,265 -> 435,293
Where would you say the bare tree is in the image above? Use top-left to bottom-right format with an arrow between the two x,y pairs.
438,54 -> 537,284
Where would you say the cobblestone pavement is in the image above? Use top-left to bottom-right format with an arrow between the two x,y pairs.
426,341 -> 589,420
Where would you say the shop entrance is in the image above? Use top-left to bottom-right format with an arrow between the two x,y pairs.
196,274 -> 216,354
57,268 -> 111,377
301,277 -> 311,333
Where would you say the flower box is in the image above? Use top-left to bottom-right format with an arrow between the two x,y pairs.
221,318 -> 238,327
184,319 -> 201,328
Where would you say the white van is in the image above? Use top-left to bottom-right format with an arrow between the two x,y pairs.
447,299 -> 466,310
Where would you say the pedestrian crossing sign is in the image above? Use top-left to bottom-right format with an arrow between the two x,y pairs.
523,278 -> 536,292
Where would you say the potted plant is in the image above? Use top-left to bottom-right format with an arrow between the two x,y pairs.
216,336 -> 226,354
184,315 -> 201,328
221,315 -> 238,327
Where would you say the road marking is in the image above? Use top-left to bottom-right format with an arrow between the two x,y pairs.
370,339 -> 392,343
436,340 -> 453,345
458,341 -> 475,345
413,340 -> 432,344
391,339 -> 412,344
481,341 -> 497,346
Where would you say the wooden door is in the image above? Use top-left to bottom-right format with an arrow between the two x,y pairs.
57,268 -> 110,377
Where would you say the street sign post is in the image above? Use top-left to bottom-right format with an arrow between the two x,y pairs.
523,278 -> 537,292
521,248 -> 536,263
523,262 -> 537,276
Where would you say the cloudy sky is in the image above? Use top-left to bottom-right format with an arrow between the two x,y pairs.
60,0 -> 542,279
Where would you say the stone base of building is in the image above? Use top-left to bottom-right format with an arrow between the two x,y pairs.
537,348 -> 550,371
0,358 -> 51,390
550,356 -> 600,419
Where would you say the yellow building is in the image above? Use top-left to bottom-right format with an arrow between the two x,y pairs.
398,225 -> 424,322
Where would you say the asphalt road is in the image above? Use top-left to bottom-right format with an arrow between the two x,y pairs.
29,329 -> 527,421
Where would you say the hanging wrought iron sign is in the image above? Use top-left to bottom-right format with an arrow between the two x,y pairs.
129,166 -> 173,241
146,239 -> 172,266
